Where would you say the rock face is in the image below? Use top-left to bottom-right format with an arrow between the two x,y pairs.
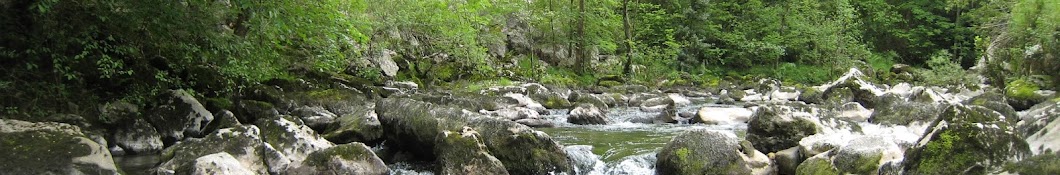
176,153 -> 256,175
903,105 -> 1031,174
113,118 -> 164,154
286,143 -> 390,175
568,103 -> 609,125
0,119 -> 120,175
435,127 -> 509,175
470,118 -> 573,174
747,104 -> 819,153
147,89 -> 215,142
656,129 -> 773,175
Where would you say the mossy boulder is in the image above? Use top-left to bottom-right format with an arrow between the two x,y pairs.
831,136 -> 901,174
323,105 -> 383,144
656,129 -> 764,175
203,110 -> 241,135
598,80 -> 622,88
966,92 -> 1019,123
112,118 -> 163,154
235,100 -> 278,124
1026,103 -> 1060,155
532,93 -> 573,109
291,106 -> 339,131
147,89 -> 215,142
795,154 -> 839,175
286,143 -> 390,175
869,94 -> 940,125
0,119 -> 120,175
374,98 -> 470,160
435,127 -> 509,175
97,101 -> 139,126
156,126 -> 280,174
1006,79 -> 1048,110
1017,101 -> 1060,138
903,105 -> 1031,175
256,117 -> 336,168
747,104 -> 820,153
469,118 -> 573,174
175,153 -> 256,175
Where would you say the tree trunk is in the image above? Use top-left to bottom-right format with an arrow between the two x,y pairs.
621,0 -> 634,76
576,0 -> 588,74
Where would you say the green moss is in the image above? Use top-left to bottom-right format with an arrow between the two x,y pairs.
306,89 -> 352,101
1007,79 -> 1042,100
0,130 -> 87,173
598,80 -> 622,87
303,144 -> 374,167
1004,153 -> 1060,174
796,158 -> 840,175
852,153 -> 882,174
914,128 -> 978,174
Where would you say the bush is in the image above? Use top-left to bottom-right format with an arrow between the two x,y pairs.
920,50 -> 977,86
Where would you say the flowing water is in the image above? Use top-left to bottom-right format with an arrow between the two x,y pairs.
534,102 -> 750,175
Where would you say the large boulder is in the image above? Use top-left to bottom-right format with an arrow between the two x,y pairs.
747,104 -> 820,153
656,129 -> 774,175
568,103 -> 609,125
112,118 -> 164,154
291,106 -> 339,131
147,89 -> 215,142
903,105 -> 1031,174
175,153 -> 256,175
435,127 -> 509,175
285,143 -> 390,175
830,136 -> 904,174
469,118 -> 573,174
1017,101 -> 1060,138
257,117 -> 336,169
0,119 -> 119,175
323,104 -> 383,144
97,101 -> 139,126
1026,105 -> 1060,155
817,68 -> 885,107
869,94 -> 940,125
156,126 -> 281,174
375,98 -> 469,160
532,92 -> 573,109
772,147 -> 802,175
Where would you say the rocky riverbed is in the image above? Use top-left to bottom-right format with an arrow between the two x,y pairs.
2,68 -> 1059,175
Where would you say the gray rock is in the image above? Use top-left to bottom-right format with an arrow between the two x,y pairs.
375,98 -> 470,159
147,89 -> 215,142
292,106 -> 338,131
488,107 -> 540,121
204,110 -> 241,134
831,136 -> 902,174
1017,101 -> 1060,138
565,145 -> 604,174
1025,102 -> 1060,155
385,81 -> 419,90
236,100 -> 278,124
656,129 -> 773,175
696,107 -> 754,125
903,105 -> 1031,174
324,105 -> 383,144
569,103 -> 609,125
370,49 -> 399,77
0,119 -> 119,175
176,153 -> 256,175
773,147 -> 801,175
285,143 -> 389,175
98,101 -> 139,125
156,126 -> 275,174
113,119 -> 164,154
256,117 -> 336,168
870,94 -> 940,125
747,104 -> 820,153
515,118 -> 555,128
469,118 -> 573,174
435,127 -> 509,175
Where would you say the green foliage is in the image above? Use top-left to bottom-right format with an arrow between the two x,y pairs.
915,128 -> 977,174
1004,153 -> 1060,174
920,50 -> 976,86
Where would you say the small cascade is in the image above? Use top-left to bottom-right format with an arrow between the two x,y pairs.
564,145 -> 607,175
563,145 -> 657,175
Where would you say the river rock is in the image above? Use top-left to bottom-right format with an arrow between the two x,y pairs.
385,81 -> 418,90
1026,105 -> 1060,155
469,118 -> 573,174
834,102 -> 872,122
903,105 -> 1031,174
747,104 -> 820,153
113,118 -> 164,154
795,151 -> 840,175
436,127 -> 509,175
569,103 -> 609,125
204,110 -> 241,134
565,145 -> 606,174
236,100 -> 278,124
257,116 -> 336,169
772,147 -> 801,175
147,89 -> 215,142
656,129 -> 774,175
830,136 -> 904,174
98,101 -> 139,126
869,94 -> 940,125
175,153 -> 255,175
1017,101 -> 1060,138
696,107 -> 754,125
515,118 -> 555,128
324,104 -> 383,144
532,92 -> 573,109
156,126 -> 278,174
0,119 -> 120,175
375,98 -> 469,160
285,143 -> 390,175
817,68 -> 885,107
769,87 -> 801,101
371,49 -> 399,77
487,107 -> 540,121
292,106 -> 338,131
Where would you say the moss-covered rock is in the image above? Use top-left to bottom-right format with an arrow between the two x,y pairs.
533,93 -> 573,109
286,143 -> 390,175
175,153 -> 256,175
323,105 -> 383,144
435,127 -> 509,175
469,118 -> 573,174
374,98 -> 470,160
598,80 -> 622,88
203,110 -> 241,135
257,116 -> 336,169
869,94 -> 940,125
656,129 -> 761,175
97,101 -> 139,126
147,89 -> 215,142
1007,78 -> 1048,110
747,104 -> 819,153
0,119 -> 120,175
795,155 -> 839,175
235,100 -> 278,124
903,105 -> 1031,175
156,126 -> 276,174
291,105 -> 338,131
112,118 -> 163,154
831,136 -> 900,174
